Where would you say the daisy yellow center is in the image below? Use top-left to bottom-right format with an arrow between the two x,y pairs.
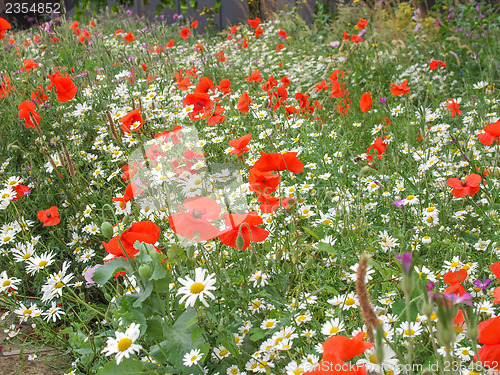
430,313 -> 437,320
117,337 -> 132,352
3,236 -> 11,242
294,369 -> 304,375
330,327 -> 339,334
219,349 -> 228,356
23,309 -> 32,317
265,322 -> 274,328
39,260 -> 48,267
55,282 -> 64,288
345,298 -> 355,305
450,261 -> 460,267
369,354 -> 378,364
23,254 -> 30,259
252,301 -> 261,309
190,282 -> 205,294
190,355 -> 197,361
404,329 -> 415,336
2,280 -> 11,287
231,370 -> 238,375
480,306 -> 488,311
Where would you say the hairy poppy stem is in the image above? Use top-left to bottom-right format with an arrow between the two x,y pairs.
355,254 -> 379,342
62,143 -> 75,177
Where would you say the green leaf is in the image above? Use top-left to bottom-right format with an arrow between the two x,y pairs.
316,242 -> 335,254
132,281 -> 153,308
92,258 -> 133,285
303,227 -> 320,240
150,308 -> 205,374
96,357 -> 152,374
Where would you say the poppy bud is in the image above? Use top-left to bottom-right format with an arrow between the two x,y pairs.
138,264 -> 152,280
100,222 -> 114,239
250,252 -> 258,265
236,234 -> 245,250
7,144 -> 21,152
104,292 -> 112,301
122,215 -> 130,225
494,167 -> 500,179
22,79 -> 29,84
436,321 -> 454,347
422,299 -> 433,317
116,284 -> 124,295
360,165 -> 372,176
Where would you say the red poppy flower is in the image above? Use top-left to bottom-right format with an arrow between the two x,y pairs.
31,85 -> 49,103
477,316 -> 500,367
237,92 -> 252,113
390,79 -> 410,96
228,134 -> 252,157
112,181 -> 145,210
0,17 -> 12,39
191,20 -> 198,28
357,19 -> 369,29
154,125 -> 183,145
276,43 -> 284,52
175,68 -> 191,91
446,98 -> 462,117
245,70 -> 263,82
168,197 -> 222,241
257,193 -> 294,213
20,59 -> 39,72
429,60 -> 446,70
216,50 -> 226,62
102,221 -> 161,258
0,75 -> 12,98
218,212 -> 269,250
281,76 -> 290,87
37,206 -> 60,226
48,71 -> 78,103
166,39 -> 175,48
253,152 -> 303,173
205,104 -> 226,126
262,74 -> 278,92
278,29 -> 288,39
315,80 -> 329,91
478,119 -> 500,146
180,28 -> 191,39
446,173 -> 481,198
351,34 -> 363,43
248,169 -> 280,195
195,77 -> 214,93
255,27 -> 263,38
366,137 -> 388,162
248,17 -> 260,28
216,78 -> 231,94
18,100 -> 41,129
443,269 -> 468,296
491,262 -> 500,304
119,109 -> 145,133
343,31 -> 350,40
183,92 -> 214,120
304,332 -> 372,374
360,92 -> 372,112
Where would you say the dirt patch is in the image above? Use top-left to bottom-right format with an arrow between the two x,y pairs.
0,352 -> 69,375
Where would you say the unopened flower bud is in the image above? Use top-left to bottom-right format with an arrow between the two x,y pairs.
138,264 -> 152,280
100,222 -> 114,239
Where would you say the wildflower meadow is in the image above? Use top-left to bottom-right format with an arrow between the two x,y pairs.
1,0 -> 500,374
